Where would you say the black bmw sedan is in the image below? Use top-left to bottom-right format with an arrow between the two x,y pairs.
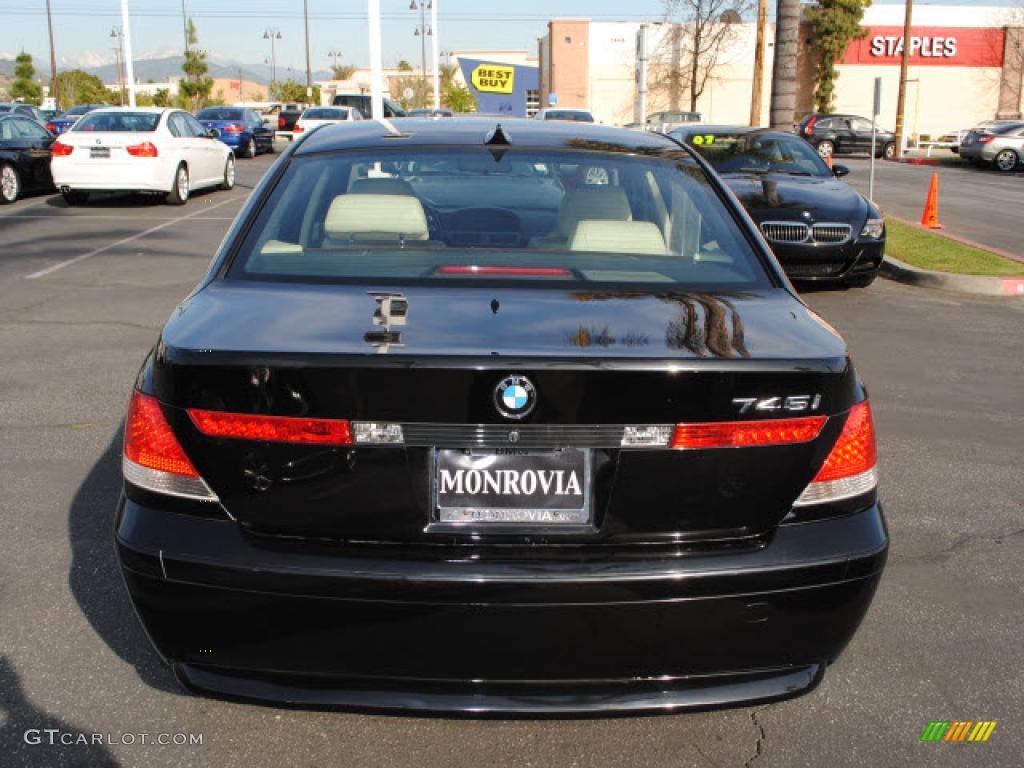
0,114 -> 55,204
671,126 -> 885,287
117,118 -> 887,714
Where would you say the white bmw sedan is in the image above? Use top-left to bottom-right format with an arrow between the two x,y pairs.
292,106 -> 363,137
50,107 -> 234,205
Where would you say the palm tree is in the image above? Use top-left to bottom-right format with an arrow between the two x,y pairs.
769,0 -> 801,129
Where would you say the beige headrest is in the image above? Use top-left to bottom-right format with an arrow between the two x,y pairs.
569,220 -> 668,255
349,177 -> 416,196
558,186 -> 632,237
325,194 -> 429,241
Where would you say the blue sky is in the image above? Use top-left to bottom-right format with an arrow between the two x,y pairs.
4,0 -> 1020,72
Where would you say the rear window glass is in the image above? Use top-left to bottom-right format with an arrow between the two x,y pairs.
228,147 -> 771,289
543,111 -> 594,122
197,108 -> 243,121
304,108 -> 348,120
74,112 -> 160,132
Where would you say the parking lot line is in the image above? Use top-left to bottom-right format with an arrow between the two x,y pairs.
24,198 -> 239,280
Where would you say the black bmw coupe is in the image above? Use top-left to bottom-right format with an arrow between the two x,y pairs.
117,118 -> 887,714
671,126 -> 885,287
0,113 -> 55,204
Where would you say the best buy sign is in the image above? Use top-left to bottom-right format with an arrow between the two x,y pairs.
471,64 -> 515,94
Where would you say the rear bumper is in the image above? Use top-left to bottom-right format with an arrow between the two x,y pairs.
116,499 -> 887,714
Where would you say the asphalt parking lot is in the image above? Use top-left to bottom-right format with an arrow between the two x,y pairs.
1,151 -> 1022,768
842,156 -> 1023,257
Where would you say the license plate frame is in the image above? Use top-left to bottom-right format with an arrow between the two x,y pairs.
90,147 -> 110,159
430,447 -> 593,532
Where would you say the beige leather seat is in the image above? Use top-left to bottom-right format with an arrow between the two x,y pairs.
324,194 -> 429,243
532,186 -> 633,248
569,220 -> 668,255
349,177 -> 417,196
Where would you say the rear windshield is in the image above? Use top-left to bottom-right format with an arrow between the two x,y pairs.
228,147 -> 771,289
681,131 -> 831,177
66,105 -> 100,116
197,108 -> 243,121
304,108 -> 348,120
73,112 -> 160,132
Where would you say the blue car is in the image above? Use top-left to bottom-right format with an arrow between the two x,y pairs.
46,103 -> 107,135
195,107 -> 275,158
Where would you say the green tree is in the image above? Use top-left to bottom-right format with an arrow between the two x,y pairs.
270,78 -> 320,104
56,69 -> 108,109
397,60 -> 414,72
180,18 -> 213,111
11,51 -> 42,105
152,88 -> 172,107
331,64 -> 357,80
391,75 -> 431,109
806,0 -> 872,112
443,82 -> 476,113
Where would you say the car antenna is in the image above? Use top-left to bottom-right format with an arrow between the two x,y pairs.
485,123 -> 511,146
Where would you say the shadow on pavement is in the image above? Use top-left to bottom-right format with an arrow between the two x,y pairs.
0,655 -> 122,767
67,429 -> 181,696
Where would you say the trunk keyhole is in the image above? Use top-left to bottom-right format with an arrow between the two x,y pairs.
490,298 -> 500,314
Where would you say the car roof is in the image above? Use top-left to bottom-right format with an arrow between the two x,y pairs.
84,106 -> 172,114
294,117 -> 676,155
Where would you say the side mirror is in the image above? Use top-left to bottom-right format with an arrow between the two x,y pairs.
832,164 -> 850,178
206,127 -> 220,139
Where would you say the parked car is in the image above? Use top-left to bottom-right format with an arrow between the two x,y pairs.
407,108 -> 454,118
196,106 -> 275,158
51,107 -> 234,206
646,110 -> 703,132
0,102 -> 49,125
115,117 -> 886,714
957,122 -> 1024,171
275,104 -> 304,140
797,113 -> 896,160
671,125 -> 884,287
46,104 -> 107,135
332,93 -> 406,118
0,113 -> 55,204
293,106 -> 363,136
534,107 -> 595,122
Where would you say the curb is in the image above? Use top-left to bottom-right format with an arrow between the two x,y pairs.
880,255 -> 1024,297
888,215 -> 1024,265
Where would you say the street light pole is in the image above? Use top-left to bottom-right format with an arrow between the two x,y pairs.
303,0 -> 313,102
430,0 -> 440,109
45,0 -> 59,107
264,28 -> 282,96
111,28 -> 126,104
368,0 -> 384,119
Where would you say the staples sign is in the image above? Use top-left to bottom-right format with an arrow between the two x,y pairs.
471,64 -> 515,94
843,26 -> 1005,68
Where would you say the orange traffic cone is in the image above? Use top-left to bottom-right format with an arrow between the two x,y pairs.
921,172 -> 943,229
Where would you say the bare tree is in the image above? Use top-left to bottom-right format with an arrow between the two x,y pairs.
650,0 -> 751,112
769,0 -> 801,128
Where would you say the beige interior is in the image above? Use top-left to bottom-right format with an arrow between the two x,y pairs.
324,194 -> 429,242
569,220 -> 668,255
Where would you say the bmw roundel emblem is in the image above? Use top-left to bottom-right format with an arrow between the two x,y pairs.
494,375 -> 536,419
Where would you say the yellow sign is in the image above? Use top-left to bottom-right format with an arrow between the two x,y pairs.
471,64 -> 515,94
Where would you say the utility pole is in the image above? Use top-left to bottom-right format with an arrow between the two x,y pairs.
368,0 -> 383,119
749,0 -> 768,126
893,0 -> 913,158
430,0 -> 440,110
181,0 -> 189,53
46,0 -> 59,106
303,0 -> 313,103
119,0 -> 136,107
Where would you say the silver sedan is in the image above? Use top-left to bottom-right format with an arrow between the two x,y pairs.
958,122 -> 1024,171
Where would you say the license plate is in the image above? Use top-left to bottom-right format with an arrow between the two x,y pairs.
434,448 -> 590,525
90,147 -> 110,159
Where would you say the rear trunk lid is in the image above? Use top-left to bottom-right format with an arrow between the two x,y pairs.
150,282 -> 855,546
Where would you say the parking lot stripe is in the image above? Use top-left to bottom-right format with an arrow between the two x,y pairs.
24,198 -> 239,280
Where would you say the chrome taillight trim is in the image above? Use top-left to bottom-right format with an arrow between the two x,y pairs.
122,456 -> 219,502
792,466 -> 877,507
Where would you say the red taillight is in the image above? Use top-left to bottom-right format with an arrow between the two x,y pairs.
977,135 -> 994,144
126,142 -> 159,157
188,409 -> 353,446
52,140 -> 73,156
794,401 -> 878,506
437,265 -> 572,277
46,122 -> 57,132
223,124 -> 243,133
124,392 -> 200,477
671,416 -> 826,449
803,116 -> 817,137
278,116 -> 286,129
293,124 -> 305,133
812,401 -> 876,482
